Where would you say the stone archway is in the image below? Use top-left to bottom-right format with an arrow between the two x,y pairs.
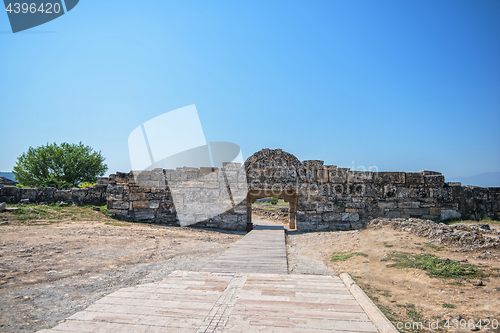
245,149 -> 304,230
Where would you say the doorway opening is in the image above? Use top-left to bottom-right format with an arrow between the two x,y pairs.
246,189 -> 298,232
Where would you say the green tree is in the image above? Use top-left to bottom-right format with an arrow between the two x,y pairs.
12,142 -> 108,190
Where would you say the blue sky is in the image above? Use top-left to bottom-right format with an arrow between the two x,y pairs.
1,0 -> 499,183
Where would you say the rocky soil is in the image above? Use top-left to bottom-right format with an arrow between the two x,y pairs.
286,219 -> 500,333
0,216 -> 243,332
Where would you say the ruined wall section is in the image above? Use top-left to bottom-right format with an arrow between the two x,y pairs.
245,149 -> 500,232
106,165 -> 247,230
0,185 -> 107,206
103,148 -> 500,232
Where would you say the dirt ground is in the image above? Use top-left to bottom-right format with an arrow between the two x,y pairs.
286,222 -> 500,333
2,204 -> 500,333
0,209 -> 243,333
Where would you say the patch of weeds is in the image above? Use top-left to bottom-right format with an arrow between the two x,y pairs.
382,252 -> 487,279
448,281 -> 462,286
442,217 -> 500,225
378,305 -> 395,321
381,252 -> 408,262
468,297 -> 475,299
331,251 -> 368,262
368,295 -> 379,302
105,222 -> 131,227
352,276 -> 362,279
495,287 -> 500,291
443,303 -> 456,309
99,206 -> 109,216
406,304 -> 422,322
424,243 -> 444,251
381,292 -> 392,297
383,242 -> 393,248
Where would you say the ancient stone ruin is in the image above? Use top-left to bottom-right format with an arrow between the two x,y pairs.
106,149 -> 500,232
0,181 -> 108,206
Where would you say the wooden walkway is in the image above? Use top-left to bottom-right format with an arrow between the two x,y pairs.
38,220 -> 396,333
201,222 -> 287,274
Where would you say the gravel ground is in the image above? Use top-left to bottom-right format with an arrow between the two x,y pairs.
0,218 -> 243,333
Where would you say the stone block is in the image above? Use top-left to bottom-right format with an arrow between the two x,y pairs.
405,173 -> 424,184
133,200 -> 150,209
384,211 -> 401,218
306,214 -> 322,222
409,186 -> 429,199
149,200 -> 160,209
420,170 -> 442,176
322,212 -> 341,222
429,207 -> 441,216
0,187 -> 18,197
18,188 -> 37,202
305,168 -> 317,183
55,190 -> 72,202
346,184 -> 365,196
130,193 -> 146,201
403,208 -> 429,216
330,222 -> 352,231
71,188 -> 87,203
134,209 -> 156,221
347,171 -> 373,183
316,169 -> 329,183
330,168 -> 348,183
38,187 -> 56,202
395,187 -> 410,198
345,202 -> 365,209
0,196 -> 15,203
373,172 -> 405,184
440,209 -> 461,221
430,187 -> 453,202
341,212 -> 359,221
424,175 -> 445,187
383,185 -> 397,198
398,201 -> 420,209
378,201 -> 397,209
109,200 -> 129,210
299,203 -> 317,211
302,160 -> 324,169
362,184 -> 383,197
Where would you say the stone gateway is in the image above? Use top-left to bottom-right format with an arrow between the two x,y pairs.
105,149 -> 500,232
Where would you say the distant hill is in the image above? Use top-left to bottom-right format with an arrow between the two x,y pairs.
0,177 -> 17,186
0,172 -> 16,182
447,172 -> 500,188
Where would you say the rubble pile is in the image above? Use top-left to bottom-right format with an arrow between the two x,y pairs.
370,218 -> 500,252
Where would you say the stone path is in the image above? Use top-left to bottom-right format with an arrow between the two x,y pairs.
38,220 -> 396,333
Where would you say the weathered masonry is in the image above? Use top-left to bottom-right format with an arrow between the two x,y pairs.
106,149 -> 500,232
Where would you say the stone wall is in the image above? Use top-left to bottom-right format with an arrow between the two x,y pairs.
0,185 -> 107,206
106,166 -> 247,230
245,149 -> 500,232
105,148 -> 500,232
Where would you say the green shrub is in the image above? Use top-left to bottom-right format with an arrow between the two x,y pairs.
79,182 -> 97,188
270,197 -> 279,205
382,252 -> 486,279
